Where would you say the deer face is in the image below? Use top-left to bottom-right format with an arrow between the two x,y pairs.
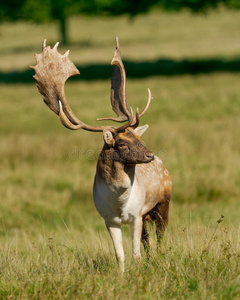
103,125 -> 154,165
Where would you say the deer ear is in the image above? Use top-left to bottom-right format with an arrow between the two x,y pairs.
103,130 -> 114,146
134,125 -> 149,137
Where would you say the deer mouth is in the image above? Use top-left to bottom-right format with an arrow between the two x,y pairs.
133,153 -> 154,164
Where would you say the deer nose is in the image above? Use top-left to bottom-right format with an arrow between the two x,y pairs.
145,152 -> 154,161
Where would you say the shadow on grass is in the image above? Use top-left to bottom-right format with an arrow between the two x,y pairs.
1,57 -> 240,83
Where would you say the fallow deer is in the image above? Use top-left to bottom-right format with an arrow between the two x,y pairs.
30,38 -> 172,273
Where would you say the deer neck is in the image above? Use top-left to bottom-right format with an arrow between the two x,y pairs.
96,146 -> 135,190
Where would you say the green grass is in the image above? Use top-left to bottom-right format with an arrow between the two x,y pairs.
0,8 -> 240,299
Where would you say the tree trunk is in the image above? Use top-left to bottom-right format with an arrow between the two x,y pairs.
60,17 -> 68,45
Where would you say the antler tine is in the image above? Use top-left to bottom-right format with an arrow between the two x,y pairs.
59,100 -> 82,130
139,88 -> 152,118
53,42 -> 60,50
131,108 -> 140,129
99,88 -> 152,123
42,39 -> 46,51
116,36 -> 120,50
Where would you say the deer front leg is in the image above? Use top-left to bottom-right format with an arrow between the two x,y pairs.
130,216 -> 143,261
105,222 -> 125,273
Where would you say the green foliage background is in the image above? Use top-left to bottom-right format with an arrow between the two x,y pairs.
2,0 -> 240,43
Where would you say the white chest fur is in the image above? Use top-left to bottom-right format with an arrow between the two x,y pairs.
93,168 -> 145,226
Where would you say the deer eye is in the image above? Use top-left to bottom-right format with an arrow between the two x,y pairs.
118,143 -> 126,148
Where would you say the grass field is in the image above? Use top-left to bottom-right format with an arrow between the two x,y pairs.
0,8 -> 240,299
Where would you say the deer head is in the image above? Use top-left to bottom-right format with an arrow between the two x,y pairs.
30,37 -> 153,143
101,126 -> 154,165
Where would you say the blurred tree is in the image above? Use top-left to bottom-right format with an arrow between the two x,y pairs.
0,0 -> 239,44
226,0 -> 240,8
82,0 -> 159,16
0,0 -> 82,44
0,0 -> 28,21
0,0 -> 160,44
158,0 -> 227,12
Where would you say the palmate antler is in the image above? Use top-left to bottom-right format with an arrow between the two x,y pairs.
30,38 -> 152,133
97,37 -> 152,124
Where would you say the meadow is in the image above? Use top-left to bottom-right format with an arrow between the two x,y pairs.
0,8 -> 240,299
